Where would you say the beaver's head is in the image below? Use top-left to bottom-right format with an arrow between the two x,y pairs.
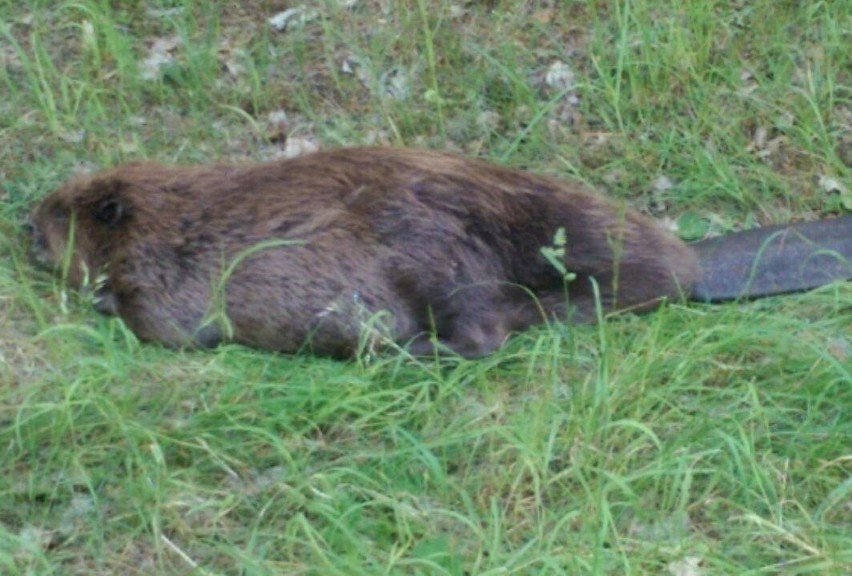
27,175 -> 133,288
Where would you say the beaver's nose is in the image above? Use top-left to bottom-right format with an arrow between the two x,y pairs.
23,215 -> 47,252
22,217 -> 37,238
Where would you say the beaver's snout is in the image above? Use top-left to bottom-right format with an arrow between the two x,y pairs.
23,214 -> 53,269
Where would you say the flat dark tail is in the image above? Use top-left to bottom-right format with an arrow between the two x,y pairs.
689,215 -> 852,302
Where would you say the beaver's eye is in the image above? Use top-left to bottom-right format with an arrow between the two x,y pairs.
93,197 -> 130,228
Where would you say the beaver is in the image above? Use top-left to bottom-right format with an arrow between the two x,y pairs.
27,147 -> 851,358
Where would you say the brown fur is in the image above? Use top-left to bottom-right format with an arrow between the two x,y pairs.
28,147 -> 700,358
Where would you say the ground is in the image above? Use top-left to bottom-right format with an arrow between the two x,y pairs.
0,1 -> 850,574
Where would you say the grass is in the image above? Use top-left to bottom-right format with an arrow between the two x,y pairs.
1,0 -> 851,574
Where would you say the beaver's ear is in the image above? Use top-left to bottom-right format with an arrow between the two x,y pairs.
91,179 -> 133,228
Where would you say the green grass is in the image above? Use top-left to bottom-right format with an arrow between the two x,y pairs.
1,1 -> 851,574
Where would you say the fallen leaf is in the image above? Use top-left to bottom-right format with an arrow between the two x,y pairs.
545,61 -> 576,92
668,556 -> 705,576
18,525 -> 58,554
146,7 -> 183,18
532,9 -> 556,24
266,110 -> 288,143
827,336 -> 851,362
653,174 -> 674,193
268,7 -> 319,32
59,129 -> 85,143
283,136 -> 319,158
139,36 -> 181,81
819,175 -> 852,210
379,66 -> 411,100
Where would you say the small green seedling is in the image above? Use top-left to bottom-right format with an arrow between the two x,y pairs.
540,227 -> 577,283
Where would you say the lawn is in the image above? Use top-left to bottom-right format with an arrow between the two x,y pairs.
1,1 -> 850,574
